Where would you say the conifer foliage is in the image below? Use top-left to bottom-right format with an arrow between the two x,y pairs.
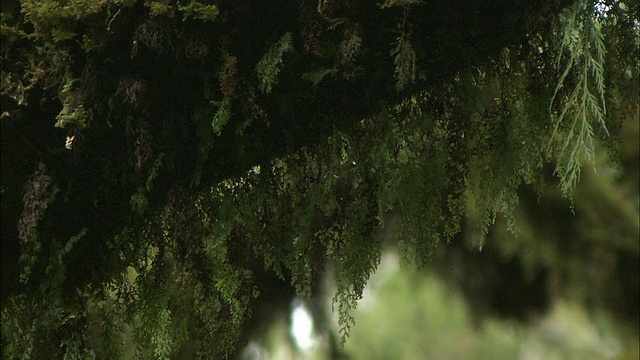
1,0 -> 638,358
549,0 -> 611,196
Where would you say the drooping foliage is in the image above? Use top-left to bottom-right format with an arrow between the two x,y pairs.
1,0 -> 638,358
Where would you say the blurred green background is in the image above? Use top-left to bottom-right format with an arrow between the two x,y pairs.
241,111 -> 639,359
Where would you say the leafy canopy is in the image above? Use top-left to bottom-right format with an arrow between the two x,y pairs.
1,0 -> 638,358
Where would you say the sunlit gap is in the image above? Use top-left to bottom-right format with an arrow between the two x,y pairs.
290,299 -> 316,352
594,0 -> 612,14
593,0 -> 620,18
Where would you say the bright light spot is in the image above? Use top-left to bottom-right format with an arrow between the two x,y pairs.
290,302 -> 315,352
241,341 -> 268,360
359,251 -> 399,309
593,0 -> 613,18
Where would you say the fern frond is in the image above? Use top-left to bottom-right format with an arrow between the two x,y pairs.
212,98 -> 232,135
146,153 -> 165,191
152,309 -> 173,360
256,32 -> 294,94
392,35 -> 417,92
301,67 -> 338,85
